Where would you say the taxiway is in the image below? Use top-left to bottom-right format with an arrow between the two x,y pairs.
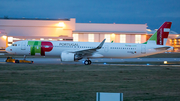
0,57 -> 180,65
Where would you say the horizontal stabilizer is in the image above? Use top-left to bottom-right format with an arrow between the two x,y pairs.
154,46 -> 171,50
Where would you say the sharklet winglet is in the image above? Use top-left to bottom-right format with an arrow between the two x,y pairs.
96,39 -> 106,49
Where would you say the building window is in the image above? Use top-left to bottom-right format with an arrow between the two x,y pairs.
88,34 -> 94,42
105,34 -> 111,42
135,35 -> 141,43
8,37 -> 13,46
120,34 -> 126,43
73,34 -> 78,41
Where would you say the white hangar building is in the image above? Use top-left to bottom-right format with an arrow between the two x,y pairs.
0,18 -> 179,51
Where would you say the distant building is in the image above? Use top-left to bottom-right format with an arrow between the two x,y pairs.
74,23 -> 147,43
0,17 -> 179,51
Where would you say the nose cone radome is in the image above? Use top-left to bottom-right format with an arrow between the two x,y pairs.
5,47 -> 12,54
5,47 -> 9,53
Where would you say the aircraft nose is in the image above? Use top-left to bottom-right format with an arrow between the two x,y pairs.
5,47 -> 12,53
5,47 -> 9,53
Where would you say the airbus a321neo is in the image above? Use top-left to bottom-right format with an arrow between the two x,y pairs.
6,22 -> 173,65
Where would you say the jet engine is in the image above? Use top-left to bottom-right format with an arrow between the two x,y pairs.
61,52 -> 83,61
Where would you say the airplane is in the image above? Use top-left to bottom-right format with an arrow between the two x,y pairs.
6,22 -> 173,65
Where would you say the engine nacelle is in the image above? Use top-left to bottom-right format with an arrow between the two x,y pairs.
61,52 -> 83,61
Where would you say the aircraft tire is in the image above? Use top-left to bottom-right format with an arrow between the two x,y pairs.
88,60 -> 91,65
84,60 -> 92,65
84,60 -> 89,65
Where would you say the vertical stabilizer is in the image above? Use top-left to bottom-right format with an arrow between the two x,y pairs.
143,22 -> 172,45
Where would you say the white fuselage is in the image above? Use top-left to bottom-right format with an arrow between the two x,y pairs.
5,40 -> 173,59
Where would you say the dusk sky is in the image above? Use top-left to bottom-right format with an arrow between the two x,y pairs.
1,0 -> 180,33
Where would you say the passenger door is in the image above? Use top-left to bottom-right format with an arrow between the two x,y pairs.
21,41 -> 26,50
141,45 -> 146,54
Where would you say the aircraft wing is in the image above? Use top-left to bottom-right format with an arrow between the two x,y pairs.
71,39 -> 106,56
154,46 -> 171,50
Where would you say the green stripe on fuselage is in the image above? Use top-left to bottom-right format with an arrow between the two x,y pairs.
28,41 -> 41,55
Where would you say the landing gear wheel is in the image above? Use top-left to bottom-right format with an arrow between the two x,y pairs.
84,60 -> 89,65
84,60 -> 92,65
88,60 -> 91,65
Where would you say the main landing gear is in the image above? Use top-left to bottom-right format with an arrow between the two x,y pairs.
84,59 -> 92,65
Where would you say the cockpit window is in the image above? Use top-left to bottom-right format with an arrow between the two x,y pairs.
12,44 -> 17,46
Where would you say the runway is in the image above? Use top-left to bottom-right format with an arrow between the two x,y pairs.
1,57 -> 180,65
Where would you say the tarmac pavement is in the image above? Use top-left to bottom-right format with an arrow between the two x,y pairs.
1,57 -> 180,65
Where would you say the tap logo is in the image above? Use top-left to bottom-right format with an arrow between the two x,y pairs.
28,41 -> 53,56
